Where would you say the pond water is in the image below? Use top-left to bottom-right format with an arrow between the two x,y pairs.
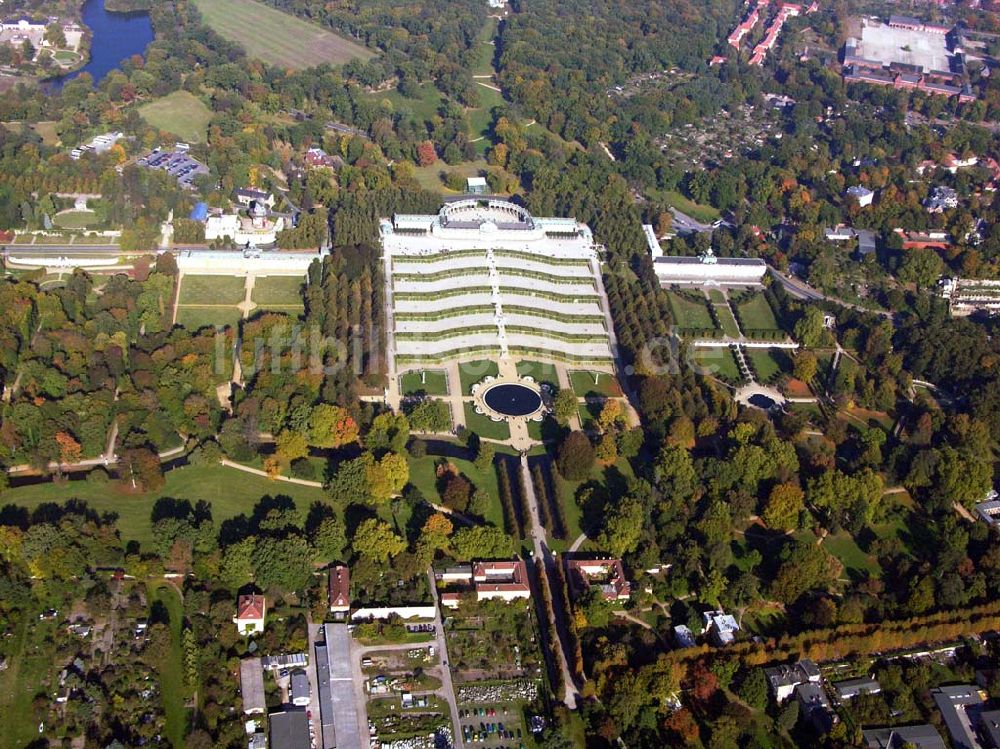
747,393 -> 776,410
483,383 -> 542,418
45,0 -> 153,91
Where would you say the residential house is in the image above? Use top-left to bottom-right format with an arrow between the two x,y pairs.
925,185 -> 959,212
847,185 -> 875,207
944,153 -> 979,172
472,560 -> 531,602
976,499 -> 1000,528
931,685 -> 986,749
796,682 -> 837,733
824,225 -> 856,242
764,659 -> 822,703
703,610 -> 740,646
303,147 -> 341,169
833,676 -> 881,702
863,725 -> 947,749
565,558 -> 632,602
856,229 -> 877,257
289,669 -> 311,708
234,595 -> 266,636
328,565 -> 350,615
674,625 -> 697,649
235,188 -> 275,209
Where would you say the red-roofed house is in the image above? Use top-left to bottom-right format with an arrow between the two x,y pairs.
565,558 -> 632,602
471,560 -> 531,602
329,565 -> 350,615
234,594 -> 266,636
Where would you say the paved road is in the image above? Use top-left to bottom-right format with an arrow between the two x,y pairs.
518,455 -> 580,709
769,267 -> 895,320
669,207 -> 714,235
426,569 -> 465,749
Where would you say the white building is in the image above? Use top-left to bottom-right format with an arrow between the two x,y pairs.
234,595 -> 266,636
467,176 -> 489,194
289,669 -> 311,707
472,560 -> 531,602
847,185 -> 875,207
651,246 -> 767,285
703,610 -> 740,646
764,660 -> 822,703
205,205 -> 284,248
382,199 -> 612,364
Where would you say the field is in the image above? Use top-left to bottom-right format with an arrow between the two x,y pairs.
138,91 -> 214,144
0,464 -> 327,547
0,614 -> 57,748
715,304 -> 741,338
150,583 -> 189,746
365,83 -> 444,125
655,189 -> 720,223
463,404 -> 511,441
412,159 -> 492,194
400,369 -> 450,396
251,275 -> 305,311
691,347 -> 742,383
459,359 -> 499,394
516,360 -> 558,389
667,291 -> 716,331
736,294 -> 780,331
179,274 -> 247,305
52,210 -> 96,229
468,84 -> 504,144
569,370 -> 621,398
175,306 -> 242,330
408,450 -> 503,528
191,0 -> 374,68
746,347 -> 788,383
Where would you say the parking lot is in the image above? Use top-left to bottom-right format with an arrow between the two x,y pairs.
138,148 -> 210,188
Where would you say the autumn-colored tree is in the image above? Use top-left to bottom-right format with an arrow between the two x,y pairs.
442,474 -> 473,512
595,432 -> 618,464
793,351 -> 818,383
309,404 -> 359,448
691,660 -> 719,702
365,452 -> 409,504
118,447 -> 164,493
597,399 -> 626,433
263,456 -> 281,478
55,431 -> 82,465
275,430 -> 309,465
421,512 -> 453,549
417,140 -> 437,166
662,708 -> 700,744
762,481 -> 805,531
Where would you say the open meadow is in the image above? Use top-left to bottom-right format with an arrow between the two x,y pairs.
138,91 -> 213,144
191,0 -> 374,69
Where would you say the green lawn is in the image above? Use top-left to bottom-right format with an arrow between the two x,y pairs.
577,402 -> 599,429
691,347 -> 742,383
458,359 -> 499,394
569,370 -> 622,398
0,614 -> 58,748
252,275 -> 305,306
191,0 -> 374,68
667,291 -> 716,330
52,49 -> 80,64
150,583 -> 189,746
470,17 -> 497,77
516,360 -> 558,389
746,348 -> 788,384
400,368 -> 450,396
138,91 -> 214,144
411,159 -> 492,194
175,306 -> 242,330
715,304 -> 742,338
468,84 -> 505,143
551,458 -> 633,552
707,289 -> 727,304
736,294 -> 781,331
52,210 -> 96,229
0,464 -> 327,547
179,274 -> 247,305
408,450 -> 503,528
365,83 -> 444,125
463,404 -> 510,441
822,531 -> 880,577
654,189 -> 720,223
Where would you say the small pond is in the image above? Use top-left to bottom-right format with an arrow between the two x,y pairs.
44,0 -> 154,91
483,383 -> 542,418
747,393 -> 776,410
